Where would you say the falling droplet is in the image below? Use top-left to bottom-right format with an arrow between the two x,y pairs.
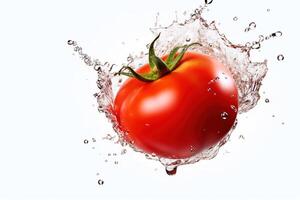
67,40 -> 74,45
205,0 -> 213,4
120,149 -> 127,155
221,112 -> 229,120
114,161 -> 118,165
272,114 -> 275,118
267,8 -> 270,12
281,122 -> 285,125
233,16 -> 238,21
92,138 -> 96,142
265,98 -> 270,103
239,135 -> 245,140
277,54 -> 284,61
83,139 -> 89,144
98,179 -> 104,185
165,166 -> 177,175
113,153 -> 117,156
245,22 -> 256,32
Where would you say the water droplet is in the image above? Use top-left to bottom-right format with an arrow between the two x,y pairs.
113,153 -> 117,156
190,146 -> 195,152
67,40 -> 74,45
251,41 -> 261,49
108,153 -> 111,156
92,138 -> 96,142
245,22 -> 256,32
221,112 -> 229,120
207,88 -> 212,92
233,16 -> 238,21
165,166 -> 177,175
230,105 -> 237,112
273,31 -> 282,37
281,122 -> 285,125
104,159 -> 108,162
265,98 -> 270,103
186,38 -> 191,42
114,161 -> 118,164
239,135 -> 245,140
121,149 -> 127,155
272,114 -> 275,118
98,179 -> 104,185
277,54 -> 284,61
96,172 -> 100,176
205,0 -> 213,4
83,139 -> 89,144
267,8 -> 270,12
92,146 -> 95,149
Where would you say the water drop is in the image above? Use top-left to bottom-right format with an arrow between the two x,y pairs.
108,153 -> 111,156
265,98 -> 270,103
121,149 -> 127,155
239,135 -> 245,140
186,38 -> 191,42
272,114 -> 275,118
277,54 -> 284,61
113,153 -> 117,156
92,138 -> 96,142
205,0 -> 213,4
114,161 -> 118,165
267,8 -> 270,12
281,122 -> 285,125
67,40 -> 74,45
230,105 -> 237,112
83,139 -> 89,144
233,16 -> 238,21
251,41 -> 261,49
165,166 -> 177,175
98,179 -> 104,185
221,112 -> 229,120
245,22 -> 256,32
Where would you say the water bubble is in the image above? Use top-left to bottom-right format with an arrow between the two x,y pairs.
67,40 -> 74,45
205,0 -> 213,4
165,166 -> 177,175
233,16 -> 238,21
277,54 -> 284,61
265,98 -> 270,103
98,179 -> 104,185
221,112 -> 229,120
83,139 -> 89,144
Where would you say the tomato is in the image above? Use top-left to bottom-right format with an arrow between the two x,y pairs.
113,35 -> 238,159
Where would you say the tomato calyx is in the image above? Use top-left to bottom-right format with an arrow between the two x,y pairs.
116,34 -> 201,82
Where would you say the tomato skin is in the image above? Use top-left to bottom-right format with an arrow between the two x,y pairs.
114,52 -> 238,159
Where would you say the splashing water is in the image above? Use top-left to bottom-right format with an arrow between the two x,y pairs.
68,4 -> 281,173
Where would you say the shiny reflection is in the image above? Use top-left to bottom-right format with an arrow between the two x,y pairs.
140,89 -> 176,114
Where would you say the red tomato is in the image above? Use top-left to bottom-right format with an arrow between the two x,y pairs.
114,51 -> 238,159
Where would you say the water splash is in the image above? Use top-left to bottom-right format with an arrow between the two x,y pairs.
68,4 -> 281,172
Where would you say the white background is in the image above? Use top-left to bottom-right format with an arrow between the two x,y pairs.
0,0 -> 299,200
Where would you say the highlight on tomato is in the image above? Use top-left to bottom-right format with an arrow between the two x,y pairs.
114,34 -> 238,159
